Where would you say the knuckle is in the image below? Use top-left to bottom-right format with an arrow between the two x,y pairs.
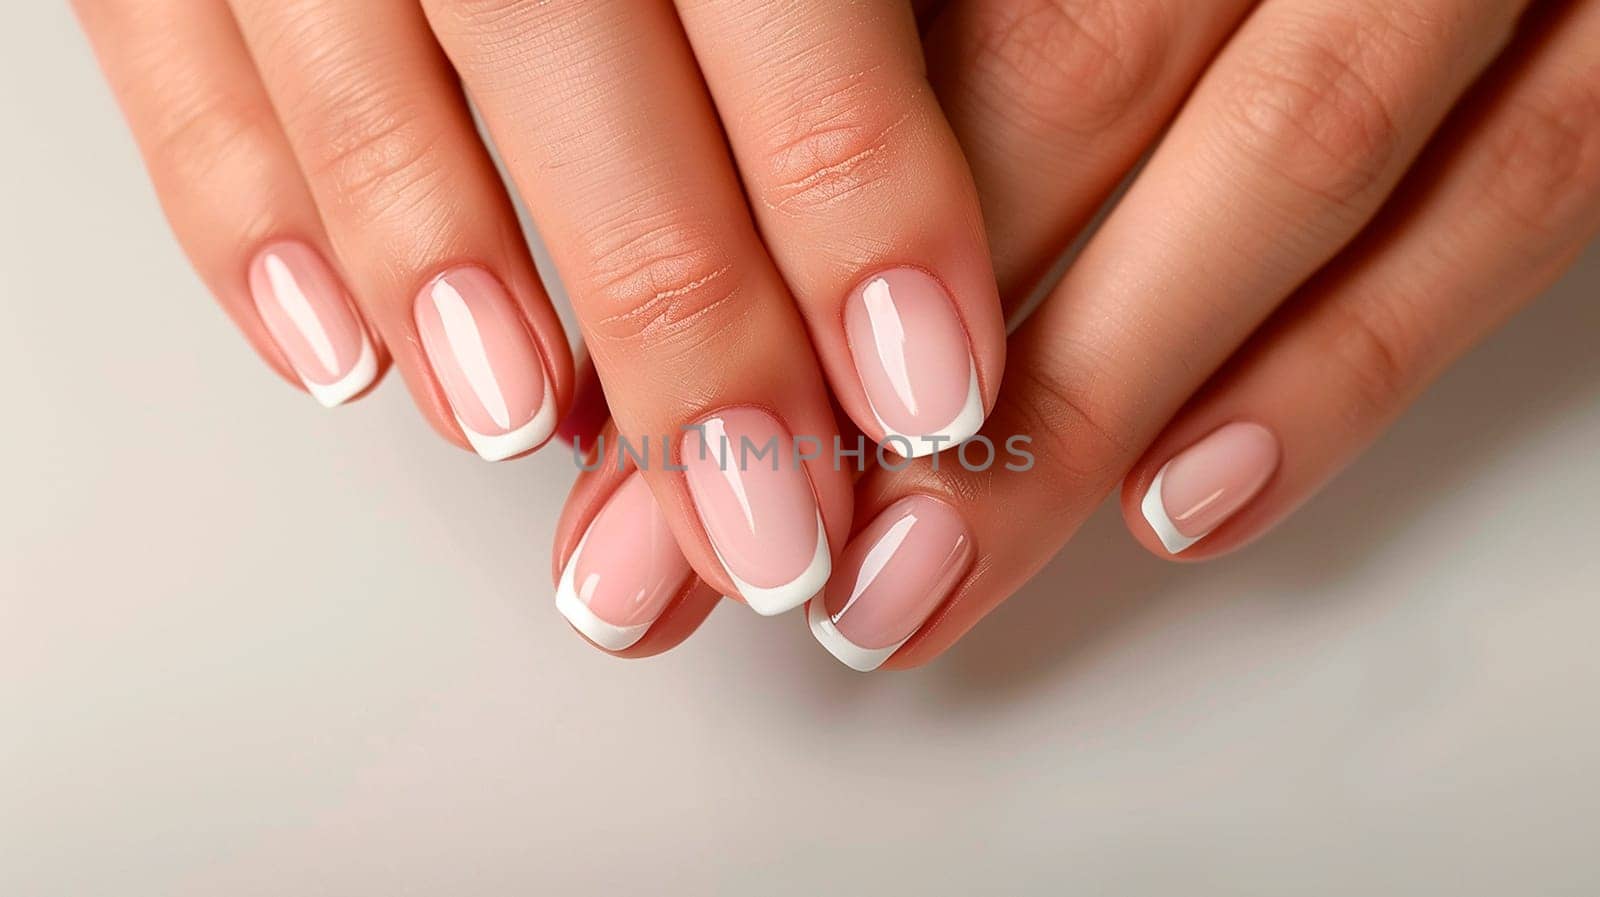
964,0 -> 1170,136
1479,69 -> 1600,237
999,350 -> 1138,507
145,84 -> 281,186
260,13 -> 453,221
1322,299 -> 1419,422
1212,15 -> 1405,209
581,218 -> 745,352
756,69 -> 916,216
296,96 -> 452,222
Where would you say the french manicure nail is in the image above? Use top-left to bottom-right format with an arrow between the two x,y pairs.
415,266 -> 556,461
1141,421 -> 1280,554
680,407 -> 829,616
556,473 -> 692,651
844,268 -> 984,458
248,240 -> 377,407
808,494 -> 974,672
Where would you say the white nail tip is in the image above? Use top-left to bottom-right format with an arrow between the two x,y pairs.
554,530 -> 653,652
716,513 -> 831,617
807,597 -> 902,672
303,334 -> 378,408
458,375 -> 558,462
1140,463 -> 1202,555
871,365 -> 985,460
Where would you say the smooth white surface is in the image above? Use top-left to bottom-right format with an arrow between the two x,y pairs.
455,374 -> 557,462
808,598 -> 903,673
871,364 -> 985,459
1141,464 -> 1202,555
860,268 -> 987,460
808,512 -> 922,671
4,8 -> 1600,896
304,333 -> 377,409
714,512 -> 831,616
693,416 -> 831,615
431,279 -> 516,430
554,529 -> 653,652
262,254 -> 342,375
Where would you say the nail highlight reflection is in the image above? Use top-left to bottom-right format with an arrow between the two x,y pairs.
809,494 -> 974,671
556,473 -> 691,651
680,407 -> 830,616
248,240 -> 376,407
415,266 -> 555,461
844,268 -> 983,457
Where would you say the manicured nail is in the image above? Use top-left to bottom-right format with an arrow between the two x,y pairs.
248,240 -> 377,407
556,473 -> 691,651
844,268 -> 984,458
415,266 -> 556,461
808,494 -> 973,672
680,407 -> 829,616
1141,422 -> 1280,554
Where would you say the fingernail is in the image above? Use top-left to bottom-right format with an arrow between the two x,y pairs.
415,266 -> 556,461
248,240 -> 377,407
808,494 -> 973,672
556,473 -> 692,651
1141,421 -> 1280,554
844,268 -> 984,458
680,407 -> 829,616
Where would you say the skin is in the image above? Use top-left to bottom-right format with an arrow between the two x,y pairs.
560,0 -> 1600,661
76,1 -> 1600,661
73,0 -> 1008,605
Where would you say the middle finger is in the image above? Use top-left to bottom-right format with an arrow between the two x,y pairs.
422,0 -> 852,616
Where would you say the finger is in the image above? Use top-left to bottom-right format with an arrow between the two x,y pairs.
227,0 -> 574,460
554,349 -> 610,450
923,0 -> 1256,302
812,0 -> 1535,670
74,0 -> 382,406
554,436 -> 721,658
422,0 -> 851,614
676,0 -> 1003,458
1124,0 -> 1600,559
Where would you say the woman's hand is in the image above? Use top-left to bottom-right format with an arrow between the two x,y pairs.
75,0 -> 1011,616
553,0 -> 1600,664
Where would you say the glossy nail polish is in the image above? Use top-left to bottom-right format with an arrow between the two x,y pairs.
844,268 -> 984,457
415,266 -> 555,461
1141,422 -> 1280,554
248,240 -> 376,407
808,494 -> 974,672
556,473 -> 691,651
680,407 -> 829,616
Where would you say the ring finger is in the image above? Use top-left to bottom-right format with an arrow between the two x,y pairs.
422,0 -> 856,615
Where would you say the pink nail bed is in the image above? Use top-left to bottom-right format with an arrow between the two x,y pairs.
414,266 -> 555,461
1141,421 -> 1281,554
247,240 -> 376,407
808,494 -> 974,672
556,473 -> 692,651
844,267 -> 984,458
680,407 -> 830,616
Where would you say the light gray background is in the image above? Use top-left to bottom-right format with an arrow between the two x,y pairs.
4,6 -> 1598,896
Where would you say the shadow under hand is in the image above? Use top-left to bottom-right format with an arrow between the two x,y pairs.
935,246 -> 1600,704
